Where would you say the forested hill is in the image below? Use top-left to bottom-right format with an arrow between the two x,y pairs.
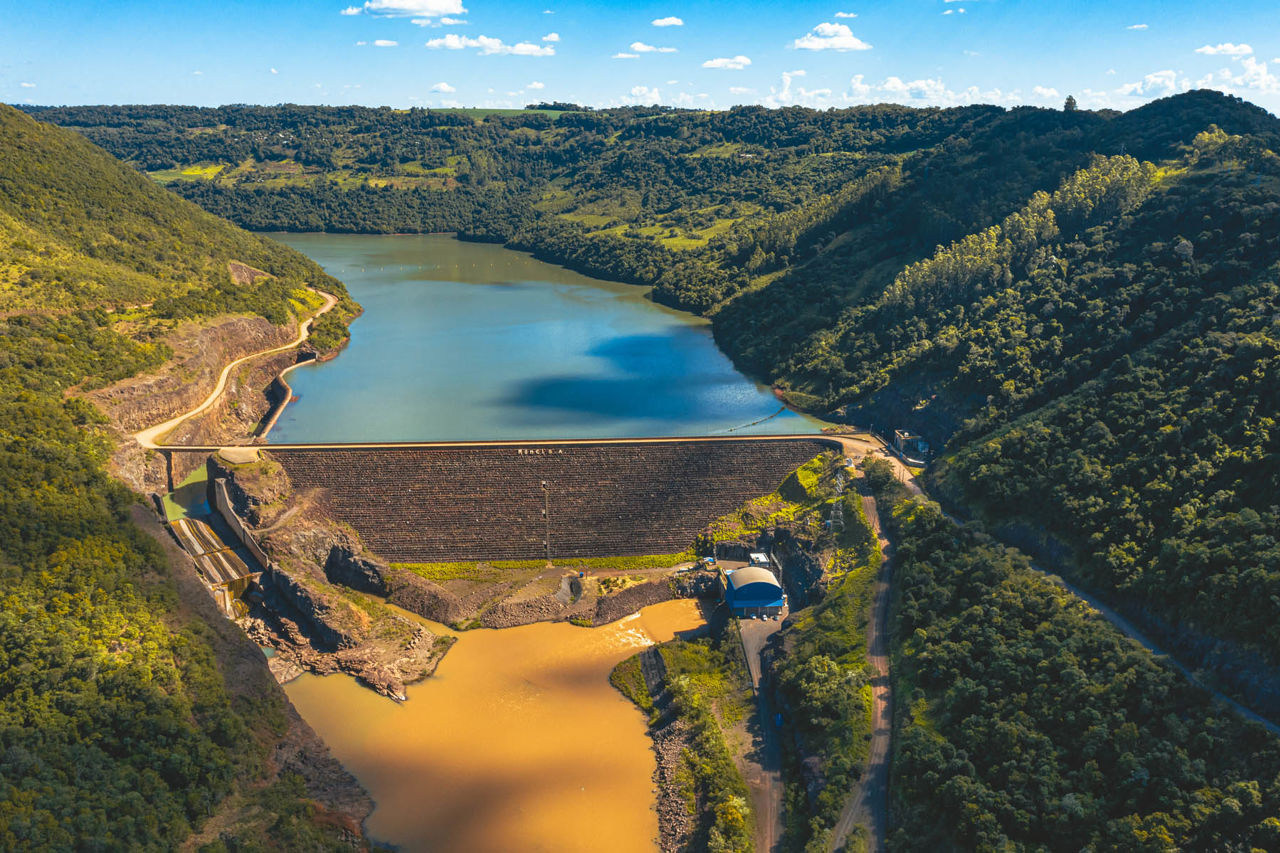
0,104 -> 358,848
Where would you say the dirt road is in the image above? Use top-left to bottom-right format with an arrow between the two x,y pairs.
738,616 -> 786,853
826,478 -> 892,853
135,288 -> 338,449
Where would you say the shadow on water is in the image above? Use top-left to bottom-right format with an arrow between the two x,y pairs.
498,331 -> 758,424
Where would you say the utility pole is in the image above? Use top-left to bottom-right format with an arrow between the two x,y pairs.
542,480 -> 551,565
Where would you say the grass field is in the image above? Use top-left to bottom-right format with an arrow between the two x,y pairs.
392,552 -> 693,582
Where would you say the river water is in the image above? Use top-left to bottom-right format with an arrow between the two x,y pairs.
267,233 -> 821,442
284,599 -> 705,852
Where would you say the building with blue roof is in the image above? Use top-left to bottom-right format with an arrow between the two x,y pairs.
721,566 -> 787,618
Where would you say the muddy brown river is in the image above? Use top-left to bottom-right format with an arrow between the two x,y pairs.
285,599 -> 704,851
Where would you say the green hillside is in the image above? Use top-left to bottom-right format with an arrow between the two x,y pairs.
0,104 -> 358,849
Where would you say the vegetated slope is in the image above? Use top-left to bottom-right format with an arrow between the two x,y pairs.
789,127 -> 1280,679
0,104 -> 358,849
883,492 -> 1280,852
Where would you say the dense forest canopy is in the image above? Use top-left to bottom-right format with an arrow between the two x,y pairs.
883,494 -> 1280,852
0,103 -> 357,848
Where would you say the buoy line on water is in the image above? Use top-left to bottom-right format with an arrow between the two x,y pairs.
712,405 -> 787,434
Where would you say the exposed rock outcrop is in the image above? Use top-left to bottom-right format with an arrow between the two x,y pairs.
384,568 -> 467,625
324,545 -> 388,596
261,566 -> 363,651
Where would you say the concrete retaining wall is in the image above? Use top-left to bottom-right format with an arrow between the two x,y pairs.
211,476 -> 273,570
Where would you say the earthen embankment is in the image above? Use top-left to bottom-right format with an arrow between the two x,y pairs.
268,438 -> 834,562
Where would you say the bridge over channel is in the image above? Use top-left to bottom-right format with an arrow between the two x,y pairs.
162,435 -> 843,563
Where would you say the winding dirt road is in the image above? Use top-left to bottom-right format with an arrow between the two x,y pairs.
134,288 -> 338,450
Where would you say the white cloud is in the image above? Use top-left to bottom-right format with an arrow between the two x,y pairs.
431,81 -> 456,92
703,55 -> 751,69
543,32 -> 559,41
1127,23 -> 1148,30
1032,85 -> 1060,99
425,34 -> 555,55
872,75 -> 1017,107
349,0 -> 466,16
729,86 -> 755,94
355,40 -> 367,45
614,52 -> 640,59
528,80 -> 545,89
763,69 -> 832,107
882,76 -> 945,101
19,82 -> 35,88
543,8 -> 553,12
1119,68 -> 1183,97
631,41 -> 677,53
192,70 -> 203,75
718,71 -> 1037,109
792,22 -> 871,51
652,16 -> 683,26
834,11 -> 857,18
270,68 -> 279,74
412,15 -> 467,26
670,91 -> 712,107
942,8 -> 966,14
1195,43 -> 1252,57
1196,56 -> 1280,96
628,84 -> 661,103
373,39 -> 398,46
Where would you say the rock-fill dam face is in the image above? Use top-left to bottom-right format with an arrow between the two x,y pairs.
267,438 -> 835,563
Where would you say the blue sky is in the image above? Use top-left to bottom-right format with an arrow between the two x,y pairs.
2,0 -> 1278,113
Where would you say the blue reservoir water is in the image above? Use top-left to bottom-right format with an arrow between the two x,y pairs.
267,233 -> 822,442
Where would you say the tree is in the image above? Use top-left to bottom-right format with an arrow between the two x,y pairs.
1064,95 -> 1079,112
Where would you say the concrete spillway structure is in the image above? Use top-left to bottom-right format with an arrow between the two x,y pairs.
258,436 -> 837,563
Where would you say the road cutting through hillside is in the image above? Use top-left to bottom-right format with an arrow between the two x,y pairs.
134,287 -> 338,450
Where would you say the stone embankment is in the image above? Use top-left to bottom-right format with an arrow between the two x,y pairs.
269,438 -> 831,562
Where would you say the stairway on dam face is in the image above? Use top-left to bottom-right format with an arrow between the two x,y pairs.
269,439 -> 832,562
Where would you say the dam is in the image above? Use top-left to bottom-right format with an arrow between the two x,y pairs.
195,435 -> 838,563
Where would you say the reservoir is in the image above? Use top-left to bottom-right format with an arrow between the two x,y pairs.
284,599 -> 705,852
268,233 -> 822,442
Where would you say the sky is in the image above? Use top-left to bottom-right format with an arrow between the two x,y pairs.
2,0 -> 1278,114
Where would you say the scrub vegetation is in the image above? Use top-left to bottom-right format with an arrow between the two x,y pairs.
613,633 -> 756,853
